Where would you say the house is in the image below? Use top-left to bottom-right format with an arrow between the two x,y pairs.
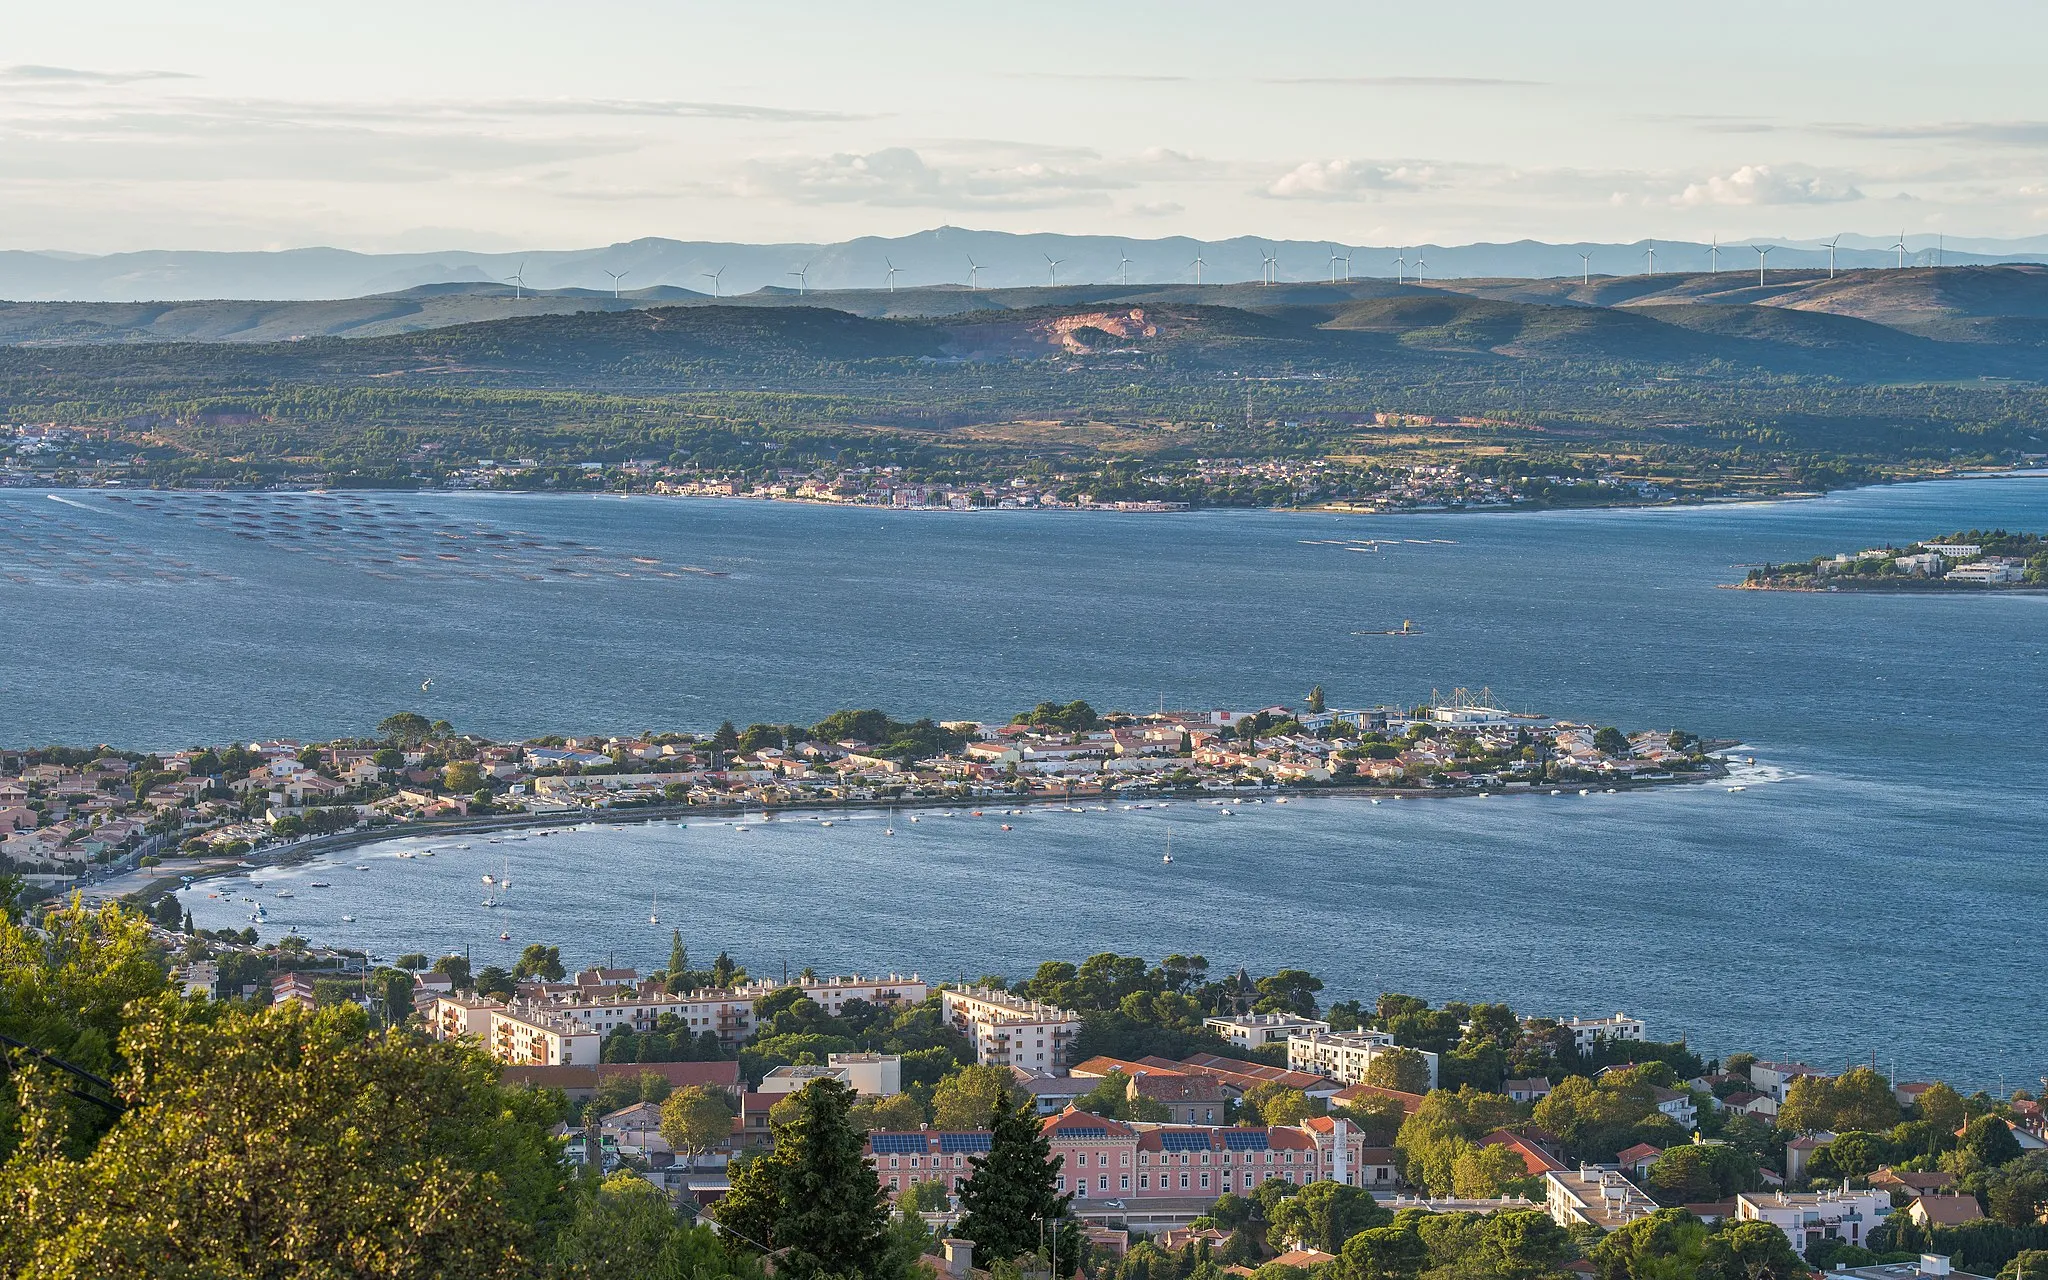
599,1101 -> 671,1161
1652,1087 -> 1698,1131
1555,1013 -> 1647,1054
1736,1188 -> 1890,1252
940,987 -> 1080,1073
270,971 -> 318,1008
1616,1143 -> 1665,1176
1750,1060 -> 1825,1104
1545,1166 -> 1660,1230
1013,1071 -> 1089,1115
1786,1133 -> 1836,1183
1287,1028 -> 1440,1090
1871,1167 -> 1956,1202
1481,1130 -> 1569,1176
1504,1078 -> 1554,1104
1330,1082 -> 1428,1115
1204,1012 -> 1330,1050
1907,1195 -> 1986,1229
1131,1071 -> 1231,1126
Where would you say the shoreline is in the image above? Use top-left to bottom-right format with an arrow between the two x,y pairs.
139,756 -> 1739,896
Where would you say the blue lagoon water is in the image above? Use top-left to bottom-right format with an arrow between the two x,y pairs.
4,479 -> 2045,1086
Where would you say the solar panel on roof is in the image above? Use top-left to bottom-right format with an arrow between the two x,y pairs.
1224,1131 -> 1271,1151
1159,1131 -> 1210,1152
1058,1126 -> 1109,1140
871,1133 -> 927,1154
939,1133 -> 992,1153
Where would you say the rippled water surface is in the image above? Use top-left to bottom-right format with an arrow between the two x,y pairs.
6,479 -> 2044,1087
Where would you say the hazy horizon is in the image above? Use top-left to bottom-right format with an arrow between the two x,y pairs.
8,1 -> 2048,255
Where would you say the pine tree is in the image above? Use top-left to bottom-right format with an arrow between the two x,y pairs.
956,1096 -> 1079,1276
669,929 -> 686,979
713,1079 -> 889,1280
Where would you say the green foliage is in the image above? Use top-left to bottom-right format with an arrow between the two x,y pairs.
376,711 -> 433,746
1779,1066 -> 1902,1135
1264,1179 -> 1391,1254
933,1064 -> 1028,1130
956,1094 -> 1080,1276
0,996 -> 569,1279
1393,1087 -> 1520,1197
1532,1069 -> 1691,1163
1012,701 -> 1100,733
713,1077 -> 894,1280
514,943 -> 565,982
661,1083 -> 738,1157
550,1172 -> 764,1280
1364,1048 -> 1432,1095
1646,1143 -> 1761,1203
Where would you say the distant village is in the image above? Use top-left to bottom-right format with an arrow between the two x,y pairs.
0,692 -> 1727,881
1737,531 -> 2047,590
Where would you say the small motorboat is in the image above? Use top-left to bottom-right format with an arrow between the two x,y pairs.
1727,785 -> 1747,792
1000,823 -> 1012,831
354,865 -> 368,871
340,914 -> 355,923
482,874 -> 495,884
274,889 -> 295,898
309,881 -> 330,888
498,930 -> 511,941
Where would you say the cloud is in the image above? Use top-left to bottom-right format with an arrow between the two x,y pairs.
733,146 -> 1127,209
1265,76 -> 1541,88
1263,159 -> 1434,201
1818,120 -> 2048,148
1673,164 -> 1862,207
0,64 -> 193,85
457,97 -> 870,124
1003,72 -> 1192,84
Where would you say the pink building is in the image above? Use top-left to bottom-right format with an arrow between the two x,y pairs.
864,1108 -> 1393,1204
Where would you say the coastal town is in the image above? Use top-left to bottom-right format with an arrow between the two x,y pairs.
0,692 -> 1729,883
1736,530 -> 2047,590
110,920 -> 2048,1280
5,420 -> 1664,513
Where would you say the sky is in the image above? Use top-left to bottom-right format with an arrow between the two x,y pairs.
6,0 -> 2048,254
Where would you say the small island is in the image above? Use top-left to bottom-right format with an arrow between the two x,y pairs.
1730,528 -> 2046,591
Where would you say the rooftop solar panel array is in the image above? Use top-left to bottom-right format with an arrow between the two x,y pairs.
870,1133 -> 928,1154
1223,1130 -> 1271,1151
939,1133 -> 992,1153
1159,1131 -> 1212,1152
1058,1126 -> 1109,1140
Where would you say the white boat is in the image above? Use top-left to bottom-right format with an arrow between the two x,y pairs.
274,889 -> 295,898
1162,828 -> 1174,865
499,930 -> 511,941
1579,789 -> 1591,796
419,849 -> 434,857
884,808 -> 895,837
396,851 -> 415,859
309,881 -> 330,888
353,865 -> 369,871
650,891 -> 660,925
1219,808 -> 1234,816
340,914 -> 355,923
1727,785 -> 1747,792
819,820 -> 833,828
482,874 -> 495,884
1369,798 -> 1381,805
481,896 -> 498,908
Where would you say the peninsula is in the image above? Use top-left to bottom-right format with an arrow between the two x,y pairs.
1,692 -> 1729,888
1731,529 -> 2046,591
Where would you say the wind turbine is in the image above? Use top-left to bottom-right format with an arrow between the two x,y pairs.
1264,246 -> 1279,284
1411,255 -> 1426,282
604,269 -> 629,299
1117,249 -> 1133,285
885,257 -> 901,291
1044,253 -> 1063,285
1189,244 -> 1206,284
1578,252 -> 1592,285
787,262 -> 810,296
966,255 -> 982,290
1822,235 -> 1842,279
1891,230 -> 1908,269
1340,248 -> 1353,281
1707,234 -> 1720,273
701,266 -> 725,296
1936,233 -> 1944,267
505,262 -> 528,299
1393,251 -> 1408,285
1328,244 -> 1345,283
1751,244 -> 1773,286
1643,240 -> 1657,276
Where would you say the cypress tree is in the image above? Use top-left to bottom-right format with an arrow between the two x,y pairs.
714,1078 -> 890,1280
668,929 -> 686,979
956,1096 -> 1079,1275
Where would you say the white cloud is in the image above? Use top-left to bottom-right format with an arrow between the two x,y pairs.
0,64 -> 193,85
1674,164 -> 1861,207
1263,160 -> 1432,201
734,146 -> 1127,209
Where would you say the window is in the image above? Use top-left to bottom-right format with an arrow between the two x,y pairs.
1179,1172 -> 1190,1190
1099,1175 -> 1108,1191
1120,1175 -> 1130,1191
1200,1173 -> 1211,1189
1140,1174 -> 1150,1190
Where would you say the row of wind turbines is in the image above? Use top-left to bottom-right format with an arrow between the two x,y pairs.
499,230 -> 1954,300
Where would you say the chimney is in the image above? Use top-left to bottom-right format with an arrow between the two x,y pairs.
941,1238 -> 975,1279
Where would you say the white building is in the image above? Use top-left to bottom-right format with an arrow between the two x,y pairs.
1287,1029 -> 1440,1090
941,986 -> 1081,1073
1735,1189 -> 1891,1254
489,1004 -> 602,1067
1545,1166 -> 1661,1231
760,1064 -> 854,1095
1555,1013 -> 1647,1054
829,1051 -> 903,1097
1204,1012 -> 1331,1051
1946,560 -> 2024,585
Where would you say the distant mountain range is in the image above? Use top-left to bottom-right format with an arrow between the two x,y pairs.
7,227 -> 2048,303
4,264 -> 2046,355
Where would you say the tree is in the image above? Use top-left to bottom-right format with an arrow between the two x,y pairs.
1962,1115 -> 2024,1168
1242,1081 -> 1316,1126
1364,1048 -> 1432,1096
443,761 -> 484,793
1452,1142 -> 1531,1197
377,711 -> 433,746
662,1085 -> 738,1162
1342,1226 -> 1429,1280
956,1094 -> 1080,1276
1307,686 -> 1327,714
849,1092 -> 926,1132
1916,1082 -> 1968,1137
1647,1143 -> 1760,1203
474,966 -> 515,999
1590,1208 -> 1710,1280
431,953 -> 472,990
1701,1219 -> 1806,1280
0,997 -> 566,1280
550,1171 -> 761,1280
1264,1179 -> 1390,1254
711,721 -> 743,753
513,943 -> 564,982
1593,727 -> 1630,757
1480,1210 -> 1573,1280
713,1078 -> 891,1280
933,1064 -> 1025,1130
